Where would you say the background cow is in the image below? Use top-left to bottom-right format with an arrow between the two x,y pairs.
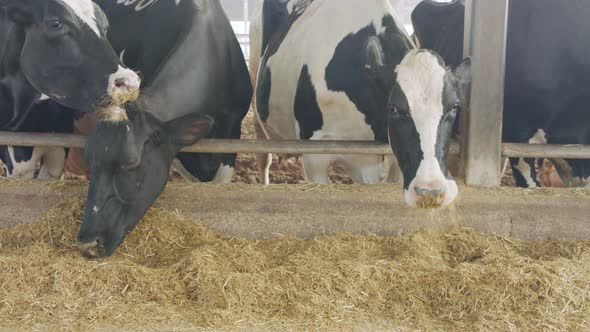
76,0 -> 252,258
0,0 -> 140,129
0,99 -> 74,179
0,0 -> 141,179
252,0 -> 471,207
412,0 -> 590,189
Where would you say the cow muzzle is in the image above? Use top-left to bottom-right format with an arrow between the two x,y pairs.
106,66 -> 141,106
77,240 -> 101,258
414,186 -> 446,208
404,177 -> 458,208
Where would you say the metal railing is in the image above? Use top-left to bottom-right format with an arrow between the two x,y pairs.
1,131 -> 589,159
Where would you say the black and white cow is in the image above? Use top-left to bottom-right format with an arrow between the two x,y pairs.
76,0 -> 252,258
0,0 -> 140,130
0,0 -> 141,179
0,99 -> 74,179
412,0 -> 590,189
253,0 -> 471,207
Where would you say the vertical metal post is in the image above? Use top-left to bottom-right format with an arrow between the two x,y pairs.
243,0 -> 249,60
461,0 -> 510,186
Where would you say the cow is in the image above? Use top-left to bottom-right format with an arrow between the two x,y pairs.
0,0 -> 142,180
412,0 -> 590,190
76,0 -> 252,258
0,99 -> 74,179
252,0 -> 471,207
0,0 -> 140,130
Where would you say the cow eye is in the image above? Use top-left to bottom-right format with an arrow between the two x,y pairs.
47,19 -> 63,30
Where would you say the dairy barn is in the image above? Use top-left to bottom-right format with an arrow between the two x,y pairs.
0,0 -> 589,330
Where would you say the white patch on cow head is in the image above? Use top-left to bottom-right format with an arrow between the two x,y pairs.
529,129 -> 547,144
212,165 -> 234,184
58,0 -> 100,36
396,50 -> 457,207
107,65 -> 141,104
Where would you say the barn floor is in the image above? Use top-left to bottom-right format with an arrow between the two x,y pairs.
1,180 -> 589,241
0,181 -> 590,331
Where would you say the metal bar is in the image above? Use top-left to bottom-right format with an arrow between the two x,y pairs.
1,132 -> 590,159
502,143 -> 590,159
462,0 -> 510,186
0,131 -> 392,155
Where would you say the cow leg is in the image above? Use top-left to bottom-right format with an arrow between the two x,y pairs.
509,157 -> 540,188
340,154 -> 390,184
302,154 -> 332,184
38,147 -> 66,180
254,116 -> 272,185
385,154 -> 403,184
503,126 -> 545,187
6,146 -> 41,179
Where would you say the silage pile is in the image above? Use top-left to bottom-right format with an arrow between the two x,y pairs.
0,199 -> 589,331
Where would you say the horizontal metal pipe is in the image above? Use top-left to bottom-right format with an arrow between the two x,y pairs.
502,143 -> 590,159
0,131 -> 590,159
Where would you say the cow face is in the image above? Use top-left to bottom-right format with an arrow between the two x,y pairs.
370,50 -> 471,208
0,0 -> 140,111
77,110 -> 213,258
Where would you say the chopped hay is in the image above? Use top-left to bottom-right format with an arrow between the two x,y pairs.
1,199 -> 589,331
96,105 -> 129,123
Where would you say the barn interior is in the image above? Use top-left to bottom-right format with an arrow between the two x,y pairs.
1,0 -> 589,331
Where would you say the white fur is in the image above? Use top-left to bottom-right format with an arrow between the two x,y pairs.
115,0 -> 179,12
107,65 -> 141,100
59,0 -> 100,36
212,165 -> 234,184
396,50 -> 456,206
512,129 -> 548,188
529,129 -> 547,144
261,0 -> 397,185
4,146 -> 65,180
516,158 -> 537,188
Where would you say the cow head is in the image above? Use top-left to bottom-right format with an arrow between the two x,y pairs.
77,109 -> 213,258
0,0 -> 140,111
368,49 -> 471,208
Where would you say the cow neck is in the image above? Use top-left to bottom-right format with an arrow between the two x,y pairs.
0,24 -> 40,130
137,1 -> 224,123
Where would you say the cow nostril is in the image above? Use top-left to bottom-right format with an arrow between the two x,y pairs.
114,78 -> 128,89
77,240 -> 100,258
415,187 -> 445,197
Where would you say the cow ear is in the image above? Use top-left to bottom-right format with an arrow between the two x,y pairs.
365,64 -> 397,92
455,57 -> 472,85
1,0 -> 38,25
163,113 -> 214,147
454,57 -> 472,104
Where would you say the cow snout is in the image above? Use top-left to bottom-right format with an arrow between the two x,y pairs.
403,176 -> 456,208
107,66 -> 140,105
77,240 -> 100,258
413,182 -> 446,208
415,187 -> 445,198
